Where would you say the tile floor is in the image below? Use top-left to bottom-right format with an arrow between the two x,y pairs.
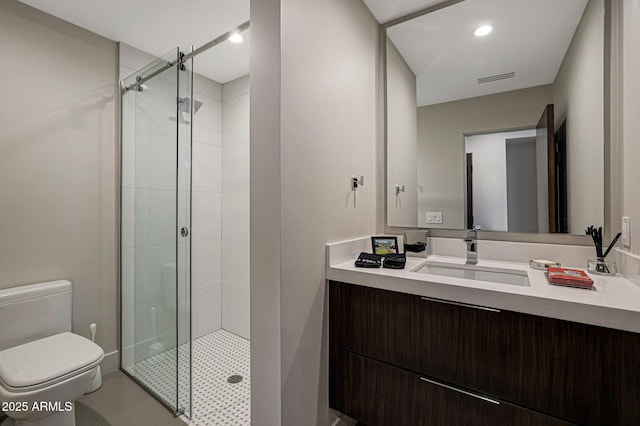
79,371 -> 185,426
124,330 -> 250,426
188,331 -> 250,426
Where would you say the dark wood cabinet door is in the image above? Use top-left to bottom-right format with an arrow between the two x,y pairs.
335,281 -> 418,366
336,349 -> 417,426
497,310 -> 640,425
337,350 -> 573,426
334,282 -> 502,395
411,295 -> 503,395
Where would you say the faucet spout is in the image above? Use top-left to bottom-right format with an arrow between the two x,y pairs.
463,229 -> 478,265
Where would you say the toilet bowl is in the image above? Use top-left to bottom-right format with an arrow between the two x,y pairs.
0,281 -> 104,426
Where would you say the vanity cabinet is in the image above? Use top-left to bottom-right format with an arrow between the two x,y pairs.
336,350 -> 572,426
329,281 -> 640,426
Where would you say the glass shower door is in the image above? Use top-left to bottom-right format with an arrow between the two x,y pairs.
120,48 -> 192,417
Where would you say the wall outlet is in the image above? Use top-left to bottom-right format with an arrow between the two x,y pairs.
622,217 -> 631,247
426,211 -> 443,224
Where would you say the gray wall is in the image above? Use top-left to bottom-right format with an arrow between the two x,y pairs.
386,38 -> 418,227
0,0 -> 118,369
251,0 -> 379,424
506,138 -> 539,233
250,0 -> 282,424
417,85 -> 553,229
553,0 -> 604,234
279,0 -> 378,423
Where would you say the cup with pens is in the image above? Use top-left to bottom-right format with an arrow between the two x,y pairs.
585,225 -> 621,275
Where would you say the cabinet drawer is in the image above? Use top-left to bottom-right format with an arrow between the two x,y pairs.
335,350 -> 573,426
334,282 -> 503,395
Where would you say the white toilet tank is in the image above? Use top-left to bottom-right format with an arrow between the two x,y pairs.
0,280 -> 72,351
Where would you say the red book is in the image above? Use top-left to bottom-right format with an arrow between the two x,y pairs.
547,267 -> 594,289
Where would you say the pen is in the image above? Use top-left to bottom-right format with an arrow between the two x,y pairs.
603,232 -> 622,259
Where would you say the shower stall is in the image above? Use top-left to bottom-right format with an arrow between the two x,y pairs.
119,24 -> 250,425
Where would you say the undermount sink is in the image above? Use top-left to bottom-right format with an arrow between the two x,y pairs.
416,262 -> 530,287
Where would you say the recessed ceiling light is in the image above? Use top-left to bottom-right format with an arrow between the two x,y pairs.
474,25 -> 493,37
228,33 -> 243,43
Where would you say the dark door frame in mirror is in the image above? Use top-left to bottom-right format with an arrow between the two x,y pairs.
381,0 -> 621,245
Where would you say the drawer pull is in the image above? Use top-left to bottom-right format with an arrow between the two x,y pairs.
420,296 -> 500,312
420,377 -> 501,405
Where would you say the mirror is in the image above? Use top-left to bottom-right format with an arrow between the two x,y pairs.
386,0 -> 605,234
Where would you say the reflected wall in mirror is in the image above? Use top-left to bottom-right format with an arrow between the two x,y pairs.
386,0 -> 605,234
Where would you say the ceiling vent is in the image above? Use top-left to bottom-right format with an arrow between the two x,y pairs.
477,72 -> 515,84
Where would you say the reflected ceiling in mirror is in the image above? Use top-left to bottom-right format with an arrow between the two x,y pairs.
385,0 -> 605,235
387,0 -> 588,107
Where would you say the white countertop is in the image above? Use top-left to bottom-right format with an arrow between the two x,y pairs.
327,242 -> 640,334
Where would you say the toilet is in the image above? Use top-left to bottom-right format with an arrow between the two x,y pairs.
0,280 -> 104,426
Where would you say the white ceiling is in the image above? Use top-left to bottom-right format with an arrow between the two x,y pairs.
18,0 -> 590,102
362,0 -> 446,23
17,0 -> 250,84
385,0 -> 590,106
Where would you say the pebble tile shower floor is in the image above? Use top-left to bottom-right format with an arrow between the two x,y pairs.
125,330 -> 250,426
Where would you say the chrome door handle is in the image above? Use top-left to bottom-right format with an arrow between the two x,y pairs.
420,296 -> 500,312
419,377 -> 500,405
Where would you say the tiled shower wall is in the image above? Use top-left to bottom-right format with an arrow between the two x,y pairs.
193,74 -> 251,341
221,76 -> 250,339
191,73 -> 224,339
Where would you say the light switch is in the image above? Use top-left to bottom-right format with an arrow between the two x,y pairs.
622,217 -> 631,247
426,211 -> 443,224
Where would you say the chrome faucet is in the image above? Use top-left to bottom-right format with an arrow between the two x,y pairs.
464,229 -> 478,265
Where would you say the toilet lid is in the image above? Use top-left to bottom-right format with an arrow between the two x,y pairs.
0,332 -> 104,390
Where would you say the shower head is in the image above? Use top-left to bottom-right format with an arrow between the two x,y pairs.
177,97 -> 204,114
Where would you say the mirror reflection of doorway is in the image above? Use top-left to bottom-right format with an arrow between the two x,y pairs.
464,105 -> 569,234
465,129 -> 539,232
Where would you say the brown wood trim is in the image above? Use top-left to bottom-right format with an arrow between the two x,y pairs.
466,153 -> 474,229
328,281 -> 340,409
537,104 -> 556,232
